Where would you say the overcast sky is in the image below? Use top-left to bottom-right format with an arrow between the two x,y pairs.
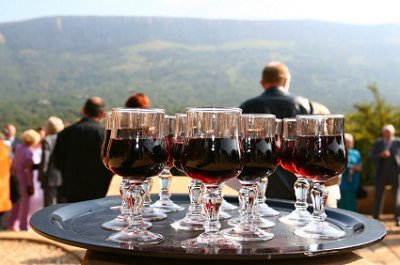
1,0 -> 399,24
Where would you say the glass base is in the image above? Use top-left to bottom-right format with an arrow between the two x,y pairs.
142,206 -> 167,221
151,198 -> 185,213
228,215 -> 275,229
107,226 -> 164,245
278,209 -> 313,226
221,226 -> 274,242
101,216 -> 152,231
181,232 -> 242,249
257,202 -> 280,217
294,220 -> 346,239
221,199 -> 238,211
171,215 -> 205,231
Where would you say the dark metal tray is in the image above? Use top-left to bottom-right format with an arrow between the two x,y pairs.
30,195 -> 386,260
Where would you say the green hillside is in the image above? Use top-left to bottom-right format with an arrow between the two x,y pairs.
0,17 -> 400,131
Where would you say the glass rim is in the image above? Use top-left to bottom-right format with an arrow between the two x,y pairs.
111,107 -> 165,114
186,107 -> 242,113
241,113 -> 276,119
175,113 -> 186,118
283,118 -> 296,122
296,114 -> 344,119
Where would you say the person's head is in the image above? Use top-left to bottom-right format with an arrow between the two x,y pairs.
82,96 -> 106,120
125,93 -> 151,108
260,62 -> 291,91
382,124 -> 395,141
3,123 -> 16,139
21,129 -> 41,147
35,127 -> 46,141
344,133 -> 354,149
46,116 -> 64,135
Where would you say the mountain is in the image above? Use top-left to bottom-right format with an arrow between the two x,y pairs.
0,16 -> 400,130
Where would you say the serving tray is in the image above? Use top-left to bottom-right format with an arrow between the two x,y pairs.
30,195 -> 386,260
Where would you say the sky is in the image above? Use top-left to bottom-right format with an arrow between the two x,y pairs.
1,0 -> 400,25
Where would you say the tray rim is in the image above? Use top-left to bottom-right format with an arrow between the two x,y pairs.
30,195 -> 387,260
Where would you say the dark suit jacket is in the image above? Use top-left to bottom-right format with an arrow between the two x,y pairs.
240,87 -> 313,119
39,134 -> 62,187
371,137 -> 400,185
240,86 -> 314,200
54,117 -> 113,202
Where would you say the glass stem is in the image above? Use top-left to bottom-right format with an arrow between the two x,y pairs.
126,181 -> 145,231
294,176 -> 310,210
188,180 -> 204,217
203,185 -> 222,235
257,177 -> 268,203
158,168 -> 172,201
142,178 -> 153,206
239,183 -> 258,227
310,182 -> 328,222
120,178 -> 130,216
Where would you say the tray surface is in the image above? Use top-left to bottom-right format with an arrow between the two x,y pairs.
30,195 -> 386,260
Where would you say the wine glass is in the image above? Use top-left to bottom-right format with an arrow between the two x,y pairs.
152,115 -> 185,212
222,114 -> 277,242
101,111 -> 152,231
278,118 -> 313,226
293,114 -> 347,239
171,113 -> 205,231
181,107 -> 243,249
256,119 -> 281,217
106,108 -> 167,245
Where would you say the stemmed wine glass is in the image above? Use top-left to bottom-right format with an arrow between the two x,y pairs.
101,111 -> 152,231
293,115 -> 347,239
152,115 -> 185,212
181,107 -> 243,249
222,114 -> 277,241
106,108 -> 167,245
278,118 -> 313,226
171,113 -> 205,231
256,119 -> 281,217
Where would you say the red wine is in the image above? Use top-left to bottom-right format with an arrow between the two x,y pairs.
293,135 -> 347,182
279,139 -> 297,173
107,136 -> 167,180
275,133 -> 282,158
238,138 -> 277,182
172,141 -> 185,172
101,129 -> 111,169
182,138 -> 242,185
166,134 -> 174,168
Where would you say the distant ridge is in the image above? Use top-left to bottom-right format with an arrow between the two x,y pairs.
1,16 -> 399,51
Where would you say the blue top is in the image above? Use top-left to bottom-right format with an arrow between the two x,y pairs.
340,148 -> 362,192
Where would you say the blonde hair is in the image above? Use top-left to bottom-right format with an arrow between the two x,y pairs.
46,116 -> 64,135
21,129 -> 41,146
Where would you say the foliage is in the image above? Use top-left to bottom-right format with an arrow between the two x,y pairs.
345,84 -> 400,185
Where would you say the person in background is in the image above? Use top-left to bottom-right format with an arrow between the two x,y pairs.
54,96 -> 113,203
3,124 -> 21,204
125,93 -> 151,108
339,133 -> 362,211
371,124 -> 400,226
239,61 -> 314,200
4,124 -> 20,154
0,140 -> 12,229
39,117 -> 64,206
7,129 -> 41,231
29,127 -> 44,216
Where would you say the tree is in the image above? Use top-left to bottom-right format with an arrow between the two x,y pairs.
345,84 -> 400,184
